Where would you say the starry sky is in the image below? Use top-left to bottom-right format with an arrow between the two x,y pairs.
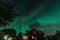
0,0 -> 60,35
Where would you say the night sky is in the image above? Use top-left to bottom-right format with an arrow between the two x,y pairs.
0,0 -> 60,35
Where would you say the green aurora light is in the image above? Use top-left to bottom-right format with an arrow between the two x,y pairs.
0,0 -> 60,35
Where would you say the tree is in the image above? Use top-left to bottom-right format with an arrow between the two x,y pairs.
2,29 -> 16,36
0,0 -> 17,27
18,32 -> 22,40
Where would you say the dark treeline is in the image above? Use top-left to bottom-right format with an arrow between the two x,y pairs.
0,0 -> 18,27
0,29 -> 60,40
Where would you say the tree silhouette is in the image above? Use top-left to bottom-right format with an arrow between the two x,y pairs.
2,29 -> 16,35
0,0 -> 17,27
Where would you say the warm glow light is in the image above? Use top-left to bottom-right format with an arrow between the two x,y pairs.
32,36 -> 37,40
32,36 -> 34,39
8,37 -> 13,40
4,35 -> 8,40
23,35 -> 28,39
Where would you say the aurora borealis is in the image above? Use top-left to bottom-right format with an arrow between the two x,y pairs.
0,0 -> 60,35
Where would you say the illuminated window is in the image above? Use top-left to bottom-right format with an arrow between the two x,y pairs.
4,35 -> 8,40
32,36 -> 34,39
23,35 -> 28,40
8,37 -> 13,40
32,36 -> 37,40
